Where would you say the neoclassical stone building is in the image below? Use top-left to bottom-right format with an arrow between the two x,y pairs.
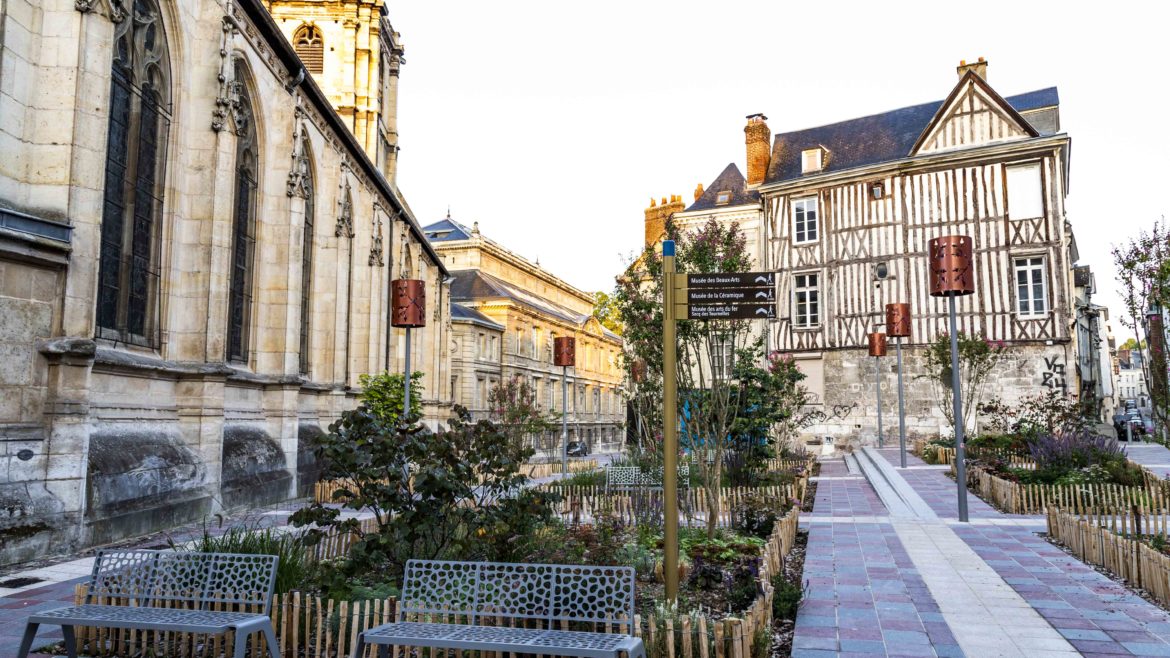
0,0 -> 451,565
425,216 -> 625,456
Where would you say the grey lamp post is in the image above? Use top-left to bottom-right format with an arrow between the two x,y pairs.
885,303 -> 911,467
391,279 -> 425,424
554,336 -> 576,475
928,235 -> 976,523
868,332 -> 888,448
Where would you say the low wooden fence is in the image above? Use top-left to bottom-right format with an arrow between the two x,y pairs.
1047,507 -> 1170,609
547,482 -> 807,528
65,507 -> 802,658
967,465 -> 1165,515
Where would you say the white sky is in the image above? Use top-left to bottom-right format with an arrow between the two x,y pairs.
393,0 -> 1169,341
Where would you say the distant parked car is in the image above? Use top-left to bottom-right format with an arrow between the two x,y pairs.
1116,412 -> 1142,440
566,440 -> 589,457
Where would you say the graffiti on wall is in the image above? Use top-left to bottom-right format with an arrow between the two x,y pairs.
1041,356 -> 1067,393
796,402 -> 859,429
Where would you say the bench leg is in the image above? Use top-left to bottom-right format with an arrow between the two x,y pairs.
16,622 -> 39,658
261,622 -> 280,658
378,644 -> 390,658
232,628 -> 249,658
350,635 -> 367,658
61,625 -> 77,658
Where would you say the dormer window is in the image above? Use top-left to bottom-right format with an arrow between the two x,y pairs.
801,147 -> 827,174
715,191 -> 731,205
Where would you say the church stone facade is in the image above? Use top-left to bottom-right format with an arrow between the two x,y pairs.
0,0 -> 451,565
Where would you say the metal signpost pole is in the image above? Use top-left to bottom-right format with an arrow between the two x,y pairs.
391,279 -> 425,425
896,338 -> 906,467
662,240 -> 679,602
948,296 -> 969,521
876,356 -> 884,448
404,328 -> 411,421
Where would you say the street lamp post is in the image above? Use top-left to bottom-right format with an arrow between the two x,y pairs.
928,235 -> 976,522
885,303 -> 911,467
391,279 -> 426,424
868,332 -> 888,448
554,337 -> 576,475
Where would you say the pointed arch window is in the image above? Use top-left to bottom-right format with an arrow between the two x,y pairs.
297,139 -> 315,375
227,60 -> 259,364
97,0 -> 172,347
293,24 -> 324,75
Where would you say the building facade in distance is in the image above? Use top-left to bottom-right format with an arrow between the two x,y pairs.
0,0 -> 450,565
426,217 -> 625,456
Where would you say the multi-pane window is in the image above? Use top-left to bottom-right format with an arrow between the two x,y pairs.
297,139 -> 314,375
227,60 -> 259,363
793,272 -> 820,328
96,0 -> 171,347
293,24 -> 324,75
1015,257 -> 1047,316
793,197 -> 818,244
711,338 -> 735,380
1006,162 -> 1043,220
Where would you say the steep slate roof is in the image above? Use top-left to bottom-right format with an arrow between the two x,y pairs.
423,218 -> 474,242
685,163 -> 760,212
450,269 -> 620,341
450,302 -> 505,330
764,87 -> 1059,185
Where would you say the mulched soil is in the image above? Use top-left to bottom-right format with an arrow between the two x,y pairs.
768,529 -> 807,657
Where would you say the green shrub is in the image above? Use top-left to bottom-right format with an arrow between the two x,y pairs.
175,525 -> 311,596
770,574 -> 803,620
560,469 -> 606,487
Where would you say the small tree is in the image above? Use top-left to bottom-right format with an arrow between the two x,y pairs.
1113,221 -> 1170,441
358,371 -> 423,425
290,406 -> 558,595
592,291 -> 623,335
488,376 -> 557,451
919,332 -> 1003,437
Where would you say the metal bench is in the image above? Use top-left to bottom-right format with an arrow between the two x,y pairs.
605,465 -> 689,491
353,559 -> 645,658
18,549 -> 279,658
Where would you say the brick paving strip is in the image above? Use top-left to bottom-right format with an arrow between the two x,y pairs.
873,447 -> 1170,657
794,460 -> 962,657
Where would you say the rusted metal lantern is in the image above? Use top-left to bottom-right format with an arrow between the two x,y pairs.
554,336 -> 576,367
391,279 -> 426,328
868,332 -> 887,448
391,279 -> 425,426
884,302 -> 912,466
928,235 -> 975,297
886,302 -> 911,338
554,336 -> 576,476
929,234 -> 975,522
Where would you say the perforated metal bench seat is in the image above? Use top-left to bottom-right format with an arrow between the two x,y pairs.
27,604 -> 271,634
353,560 -> 645,658
17,550 -> 280,658
362,622 -> 644,658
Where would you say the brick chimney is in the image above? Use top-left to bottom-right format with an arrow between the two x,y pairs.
694,183 -> 704,202
956,57 -> 988,80
744,114 -> 771,186
644,195 -> 685,246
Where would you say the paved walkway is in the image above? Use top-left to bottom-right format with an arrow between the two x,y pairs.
1124,442 -> 1170,479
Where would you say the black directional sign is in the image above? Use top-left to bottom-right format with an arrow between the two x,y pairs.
686,272 -> 775,289
677,272 -> 777,320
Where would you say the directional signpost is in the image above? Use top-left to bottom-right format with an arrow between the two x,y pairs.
661,243 -> 777,602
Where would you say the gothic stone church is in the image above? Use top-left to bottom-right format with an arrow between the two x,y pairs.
0,0 -> 454,565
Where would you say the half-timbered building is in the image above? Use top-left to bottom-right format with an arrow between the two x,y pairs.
757,60 -> 1078,442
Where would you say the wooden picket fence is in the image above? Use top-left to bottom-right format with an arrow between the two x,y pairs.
64,506 -> 801,658
966,465 -> 1165,515
547,483 -> 807,528
1047,507 -> 1170,609
312,458 -> 599,504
